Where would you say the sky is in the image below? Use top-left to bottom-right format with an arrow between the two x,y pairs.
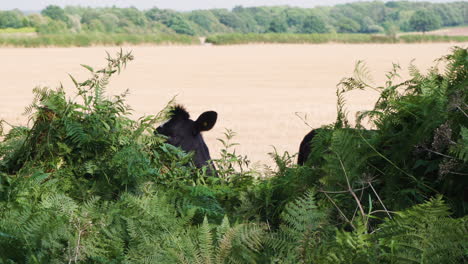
0,0 -> 454,12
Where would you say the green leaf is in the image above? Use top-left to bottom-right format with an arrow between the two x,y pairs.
80,64 -> 94,72
68,73 -> 79,87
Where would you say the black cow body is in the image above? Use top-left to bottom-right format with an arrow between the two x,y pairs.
298,128 -> 377,165
297,129 -> 320,166
155,105 -> 218,175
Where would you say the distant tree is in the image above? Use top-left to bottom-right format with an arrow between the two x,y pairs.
409,10 -> 441,33
41,5 -> 69,24
119,8 -> 147,27
0,11 -> 24,28
145,8 -> 166,22
336,17 -> 361,33
249,7 -> 271,30
285,8 -> 307,27
268,16 -> 288,33
89,19 -> 106,32
431,5 -> 463,27
361,17 -> 383,33
398,10 -> 414,32
301,15 -> 327,33
27,14 -> 48,28
383,21 -> 398,39
167,16 -> 195,35
188,11 -> 211,30
80,9 -> 100,25
188,10 -> 218,32
37,20 -> 68,33
232,7 -> 259,32
212,9 -> 247,32
232,5 -> 244,13
67,14 -> 82,32
99,13 -> 120,32
145,8 -> 195,35
385,1 -> 400,9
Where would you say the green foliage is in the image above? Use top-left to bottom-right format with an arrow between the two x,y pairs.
0,27 -> 35,33
214,129 -> 253,180
145,8 -> 196,35
336,17 -> 361,33
37,20 -> 68,34
205,32 -> 468,45
264,193 -> 466,263
187,10 -> 231,35
287,47 -> 467,224
0,43 -> 466,262
1,2 -> 467,46
301,15 -> 328,34
409,9 -> 442,33
212,9 -> 248,33
323,196 -> 467,263
0,32 -> 198,47
0,10 -> 26,29
162,216 -> 265,263
265,190 -> 330,263
375,196 -> 467,263
453,126 -> 468,162
41,5 -> 70,25
268,16 -> 288,33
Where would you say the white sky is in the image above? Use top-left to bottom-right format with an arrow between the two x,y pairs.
0,0 -> 455,11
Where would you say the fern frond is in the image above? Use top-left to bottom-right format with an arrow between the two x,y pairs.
198,217 -> 214,264
65,120 -> 88,146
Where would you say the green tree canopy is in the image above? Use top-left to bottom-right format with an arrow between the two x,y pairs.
4,1 -> 468,36
409,9 -> 442,33
99,13 -> 120,32
268,16 -> 288,33
188,10 -> 216,32
285,8 -> 307,27
145,8 -> 195,35
27,14 -> 48,28
0,11 -> 25,28
301,15 -> 328,33
41,5 -> 69,24
336,17 -> 361,33
37,20 -> 68,33
212,9 -> 247,32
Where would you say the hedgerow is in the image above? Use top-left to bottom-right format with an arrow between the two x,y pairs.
0,47 -> 466,263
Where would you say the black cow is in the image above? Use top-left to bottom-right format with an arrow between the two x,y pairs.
155,105 -> 218,174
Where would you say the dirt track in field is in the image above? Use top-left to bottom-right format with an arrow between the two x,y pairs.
0,43 -> 465,167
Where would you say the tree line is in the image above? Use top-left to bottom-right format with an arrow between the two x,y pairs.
0,1 -> 466,36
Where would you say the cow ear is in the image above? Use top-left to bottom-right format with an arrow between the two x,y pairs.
194,111 -> 217,134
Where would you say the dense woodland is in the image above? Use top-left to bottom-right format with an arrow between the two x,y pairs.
0,42 -> 466,261
0,1 -> 467,35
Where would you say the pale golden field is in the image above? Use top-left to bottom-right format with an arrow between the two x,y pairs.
0,43 -> 466,167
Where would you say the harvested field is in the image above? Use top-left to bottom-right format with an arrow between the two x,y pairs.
0,43 -> 465,167
419,26 -> 468,36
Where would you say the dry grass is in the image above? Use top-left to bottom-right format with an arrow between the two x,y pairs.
0,43 -> 465,166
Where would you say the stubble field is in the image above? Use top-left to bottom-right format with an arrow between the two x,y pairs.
0,43 -> 465,167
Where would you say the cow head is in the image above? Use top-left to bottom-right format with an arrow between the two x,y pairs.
155,105 -> 217,172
